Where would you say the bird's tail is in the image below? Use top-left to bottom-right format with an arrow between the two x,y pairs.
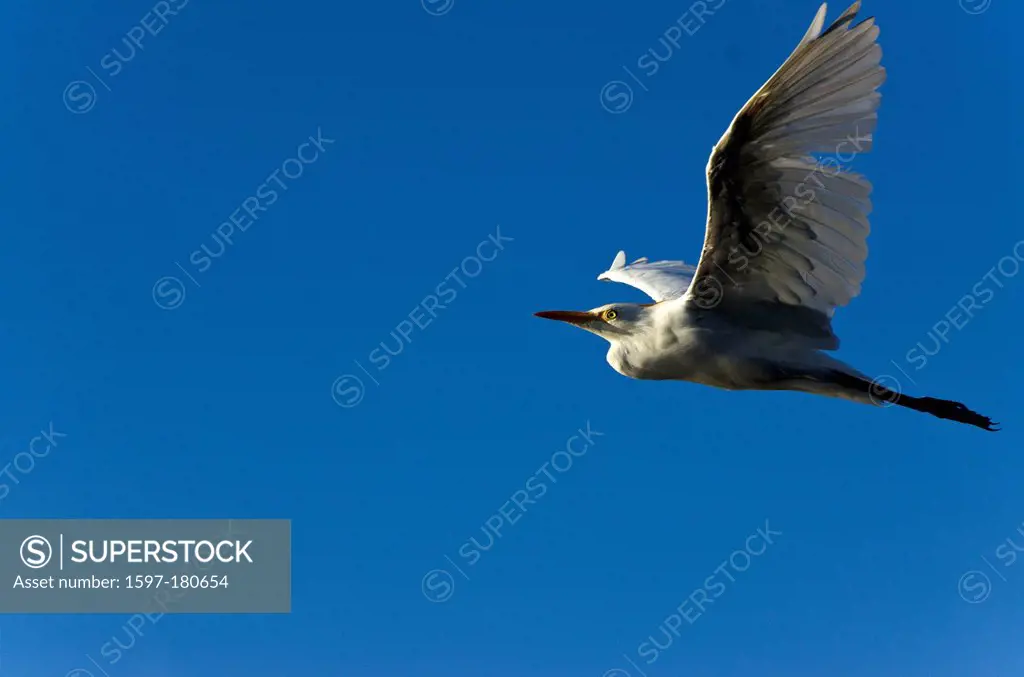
823,369 -> 1000,432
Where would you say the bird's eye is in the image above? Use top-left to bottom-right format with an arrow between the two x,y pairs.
603,309 -> 618,321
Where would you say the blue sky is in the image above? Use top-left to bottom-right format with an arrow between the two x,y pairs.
2,0 -> 1022,675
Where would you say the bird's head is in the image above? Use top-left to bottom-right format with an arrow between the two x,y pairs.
534,303 -> 652,342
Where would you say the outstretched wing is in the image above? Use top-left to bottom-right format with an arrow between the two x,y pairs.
597,250 -> 697,302
684,2 -> 884,346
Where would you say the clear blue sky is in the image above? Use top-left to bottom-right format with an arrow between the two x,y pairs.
2,0 -> 1022,675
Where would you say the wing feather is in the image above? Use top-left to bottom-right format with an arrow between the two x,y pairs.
684,2 -> 884,350
597,250 -> 696,302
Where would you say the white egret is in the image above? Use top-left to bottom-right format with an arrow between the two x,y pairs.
536,2 -> 998,431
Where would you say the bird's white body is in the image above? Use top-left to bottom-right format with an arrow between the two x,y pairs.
535,2 -> 998,430
603,301 -> 864,399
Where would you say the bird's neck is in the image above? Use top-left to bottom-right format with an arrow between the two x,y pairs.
606,330 -> 663,380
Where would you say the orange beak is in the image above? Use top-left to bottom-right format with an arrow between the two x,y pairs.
534,310 -> 595,326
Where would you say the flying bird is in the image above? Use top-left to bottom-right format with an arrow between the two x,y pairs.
536,2 -> 998,431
